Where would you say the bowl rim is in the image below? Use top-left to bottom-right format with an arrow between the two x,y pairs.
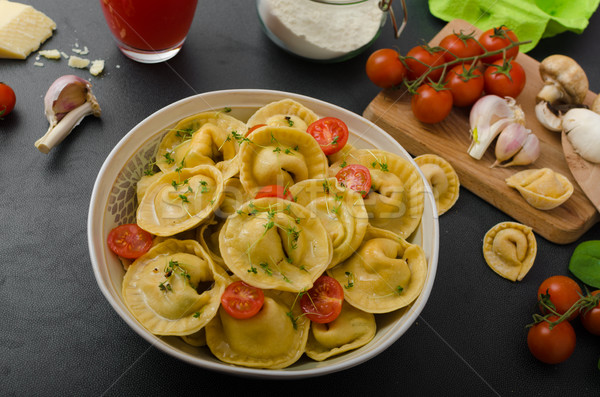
88,88 -> 439,379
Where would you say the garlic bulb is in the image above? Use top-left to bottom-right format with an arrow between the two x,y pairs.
35,75 -> 101,154
468,95 -> 525,160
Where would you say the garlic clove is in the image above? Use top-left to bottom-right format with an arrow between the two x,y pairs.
35,75 -> 101,154
501,133 -> 540,167
493,123 -> 529,167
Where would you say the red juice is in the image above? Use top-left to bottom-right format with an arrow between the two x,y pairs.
99,0 -> 198,51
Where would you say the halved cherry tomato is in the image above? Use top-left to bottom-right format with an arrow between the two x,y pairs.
300,275 -> 344,323
245,124 -> 266,137
255,185 -> 294,201
537,275 -> 582,321
581,290 -> 600,336
0,82 -> 16,118
483,59 -> 526,98
107,223 -> 153,259
439,32 -> 484,62
404,45 -> 446,82
479,26 -> 519,63
307,117 -> 349,155
411,83 -> 453,123
527,315 -> 576,364
335,164 -> 371,198
445,63 -> 484,107
366,48 -> 407,88
221,281 -> 265,319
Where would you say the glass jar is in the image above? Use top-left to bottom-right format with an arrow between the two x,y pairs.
256,0 -> 406,63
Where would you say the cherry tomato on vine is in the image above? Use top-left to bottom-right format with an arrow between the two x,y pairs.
335,164 -> 371,197
300,275 -> 344,323
107,223 -> 153,259
439,32 -> 484,62
221,281 -> 265,319
365,48 -> 407,88
537,275 -> 582,321
307,117 -> 349,155
479,26 -> 519,63
483,59 -> 526,98
581,290 -> 600,335
0,82 -> 16,118
404,45 -> 446,82
411,83 -> 453,124
527,315 -> 576,364
445,64 -> 484,107
255,185 -> 294,201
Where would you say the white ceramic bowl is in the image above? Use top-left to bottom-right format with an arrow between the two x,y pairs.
88,89 -> 439,379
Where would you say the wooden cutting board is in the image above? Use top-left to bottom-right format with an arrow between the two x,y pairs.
363,19 -> 599,244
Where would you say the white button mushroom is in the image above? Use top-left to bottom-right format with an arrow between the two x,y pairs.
536,55 -> 589,105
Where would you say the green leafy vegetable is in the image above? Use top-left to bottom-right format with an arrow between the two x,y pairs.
569,240 -> 600,288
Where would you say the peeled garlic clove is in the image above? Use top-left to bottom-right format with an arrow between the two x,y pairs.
493,123 -> 529,167
35,75 -> 101,154
501,133 -> 540,167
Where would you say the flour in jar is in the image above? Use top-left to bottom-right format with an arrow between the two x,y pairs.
258,0 -> 384,60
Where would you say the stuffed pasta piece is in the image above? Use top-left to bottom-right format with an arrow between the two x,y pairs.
219,197 -> 332,292
328,226 -> 427,313
246,98 -> 319,131
122,239 -> 228,336
205,288 -> 310,369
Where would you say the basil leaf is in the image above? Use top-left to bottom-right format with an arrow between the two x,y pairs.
569,241 -> 600,288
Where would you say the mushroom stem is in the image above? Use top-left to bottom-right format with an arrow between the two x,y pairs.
536,84 -> 563,105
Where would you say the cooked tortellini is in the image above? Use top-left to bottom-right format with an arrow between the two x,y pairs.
137,165 -> 224,236
205,289 -> 309,369
328,226 -> 427,313
330,149 -> 425,239
289,177 -> 368,267
505,168 -> 574,210
219,197 -> 332,292
414,154 -> 460,215
246,98 -> 318,131
155,112 -> 247,175
483,221 -> 537,281
238,125 -> 329,196
305,302 -> 376,361
122,239 -> 228,335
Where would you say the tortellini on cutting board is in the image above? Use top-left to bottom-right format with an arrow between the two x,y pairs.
483,221 -> 537,282
505,168 -> 573,210
205,289 -> 309,369
414,154 -> 459,215
328,226 -> 427,313
122,239 -> 228,335
246,98 -> 318,131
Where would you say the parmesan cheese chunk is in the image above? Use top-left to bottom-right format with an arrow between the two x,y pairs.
68,55 -> 90,69
39,49 -> 61,60
90,60 -> 105,76
0,1 -> 56,60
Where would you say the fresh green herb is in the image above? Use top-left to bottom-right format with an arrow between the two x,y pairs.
174,127 -> 194,140
179,194 -> 190,203
332,135 -> 339,146
158,260 -> 190,292
569,241 -> 600,288
199,180 -> 209,193
344,271 -> 354,289
223,107 -> 232,112
248,263 -> 258,274
322,180 -> 330,194
286,311 -> 298,330
285,116 -> 294,127
193,311 -> 201,318
273,146 -> 282,154
163,151 -> 175,165
259,262 -> 273,276
340,160 -> 347,168
396,285 -> 404,294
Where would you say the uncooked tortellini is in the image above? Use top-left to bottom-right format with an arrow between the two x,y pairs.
414,154 -> 459,215
505,168 -> 573,210
246,98 -> 318,131
122,239 -> 228,335
483,221 -> 537,281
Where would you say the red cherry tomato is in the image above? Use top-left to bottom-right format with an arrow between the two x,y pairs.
537,275 -> 582,321
444,64 -> 484,107
439,32 -> 484,62
405,45 -> 446,82
255,185 -> 294,201
483,59 -> 526,98
300,275 -> 344,323
411,83 -> 453,124
0,82 -> 16,118
307,117 -> 349,155
107,223 -> 153,259
221,281 -> 265,319
245,124 -> 266,136
527,316 -> 576,364
366,48 -> 407,88
581,290 -> 600,335
479,26 -> 519,63
335,164 -> 371,198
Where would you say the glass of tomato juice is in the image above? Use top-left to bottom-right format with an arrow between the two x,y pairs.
99,0 -> 198,63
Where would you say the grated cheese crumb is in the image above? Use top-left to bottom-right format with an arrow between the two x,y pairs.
60,51 -> 69,59
68,55 -> 90,69
89,59 -> 104,76
33,61 -> 44,67
39,49 -> 61,59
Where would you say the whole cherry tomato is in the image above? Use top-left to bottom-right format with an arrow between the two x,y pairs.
221,281 -> 265,319
527,316 -> 576,364
581,290 -> 600,336
107,223 -> 153,259
537,275 -> 582,321
445,63 -> 484,107
404,45 -> 446,82
0,82 -> 16,118
307,117 -> 349,155
366,48 -> 407,88
479,26 -> 519,63
411,83 -> 453,123
483,59 -> 526,98
300,275 -> 344,323
439,32 -> 484,62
